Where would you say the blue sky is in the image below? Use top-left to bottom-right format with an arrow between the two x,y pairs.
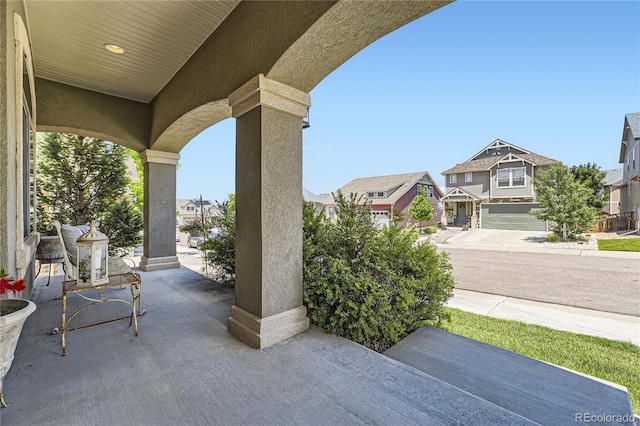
177,0 -> 640,203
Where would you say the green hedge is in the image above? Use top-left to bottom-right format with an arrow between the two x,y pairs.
303,192 -> 455,352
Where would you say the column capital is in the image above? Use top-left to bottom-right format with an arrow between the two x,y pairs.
140,149 -> 180,165
228,74 -> 311,119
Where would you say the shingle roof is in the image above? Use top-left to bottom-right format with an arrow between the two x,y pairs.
626,113 -> 640,139
603,168 -> 624,187
442,152 -> 560,175
328,171 -> 442,206
620,113 -> 640,162
303,188 -> 324,203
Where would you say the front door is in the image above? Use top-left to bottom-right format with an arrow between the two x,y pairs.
456,202 -> 467,226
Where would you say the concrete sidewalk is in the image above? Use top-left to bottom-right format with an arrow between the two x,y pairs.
448,289 -> 640,346
428,228 -> 640,259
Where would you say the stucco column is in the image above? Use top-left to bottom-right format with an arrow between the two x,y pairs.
139,149 -> 181,271
227,74 -> 310,349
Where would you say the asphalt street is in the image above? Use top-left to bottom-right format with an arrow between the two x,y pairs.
441,247 -> 640,317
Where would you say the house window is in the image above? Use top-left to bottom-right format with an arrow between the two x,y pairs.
22,98 -> 35,237
449,174 -> 457,184
512,168 -> 525,186
327,207 -> 335,218
428,186 -> 434,198
497,170 -> 510,187
22,52 -> 35,238
633,147 -> 636,169
377,192 -> 384,197
367,192 -> 374,198
497,167 -> 526,188
465,172 -> 472,183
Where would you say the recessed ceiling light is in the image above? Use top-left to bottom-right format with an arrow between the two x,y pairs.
103,43 -> 124,54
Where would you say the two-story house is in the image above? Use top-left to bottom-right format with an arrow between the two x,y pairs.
176,199 -> 219,227
619,112 -> 640,224
323,172 -> 443,228
441,139 -> 560,230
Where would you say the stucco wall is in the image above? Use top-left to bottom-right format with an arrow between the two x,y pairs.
0,0 -> 9,272
1,1 -> 22,278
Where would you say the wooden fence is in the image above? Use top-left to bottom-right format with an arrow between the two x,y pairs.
592,212 -> 636,233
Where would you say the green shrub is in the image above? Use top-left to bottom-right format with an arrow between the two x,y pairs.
303,192 -> 455,352
200,196 -> 236,285
546,234 -> 560,242
424,226 -> 439,234
100,200 -> 143,256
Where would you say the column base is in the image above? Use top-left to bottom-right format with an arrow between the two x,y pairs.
140,256 -> 180,272
228,305 -> 310,349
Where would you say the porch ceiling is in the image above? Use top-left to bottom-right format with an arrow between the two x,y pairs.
25,0 -> 240,103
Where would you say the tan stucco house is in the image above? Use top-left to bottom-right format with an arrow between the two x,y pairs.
1,0 -> 454,349
441,139 -> 560,230
601,169 -> 623,215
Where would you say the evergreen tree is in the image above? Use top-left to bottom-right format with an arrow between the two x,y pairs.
126,148 -> 144,215
408,187 -> 434,233
37,133 -> 142,253
531,164 -> 597,240
100,200 -> 143,256
569,163 -> 607,209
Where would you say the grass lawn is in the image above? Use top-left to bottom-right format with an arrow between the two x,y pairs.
597,238 -> 640,252
436,308 -> 640,412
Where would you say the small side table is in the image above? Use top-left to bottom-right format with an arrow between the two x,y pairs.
59,258 -> 144,356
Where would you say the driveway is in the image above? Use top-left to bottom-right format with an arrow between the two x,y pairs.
445,229 -> 547,247
436,228 -> 608,253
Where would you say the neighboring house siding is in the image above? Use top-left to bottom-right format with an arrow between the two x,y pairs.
490,163 -> 534,199
605,187 -> 621,215
397,183 -> 442,227
622,135 -> 640,216
445,172 -> 490,199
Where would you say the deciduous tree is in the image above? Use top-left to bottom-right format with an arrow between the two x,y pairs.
408,187 -> 434,233
531,164 -> 597,240
569,162 -> 607,209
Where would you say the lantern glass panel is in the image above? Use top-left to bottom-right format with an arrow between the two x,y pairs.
95,245 -> 108,281
78,244 -> 92,283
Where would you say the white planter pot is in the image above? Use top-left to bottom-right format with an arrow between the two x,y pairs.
0,299 -> 36,407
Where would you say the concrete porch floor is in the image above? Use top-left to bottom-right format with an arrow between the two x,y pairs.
1,265 -> 635,425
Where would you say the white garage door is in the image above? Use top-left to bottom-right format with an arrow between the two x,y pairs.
371,211 -> 389,228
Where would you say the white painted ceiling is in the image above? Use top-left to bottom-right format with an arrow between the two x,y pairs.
25,0 -> 240,103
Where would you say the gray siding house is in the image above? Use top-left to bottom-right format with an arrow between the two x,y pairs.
619,112 -> 640,224
441,139 -> 560,230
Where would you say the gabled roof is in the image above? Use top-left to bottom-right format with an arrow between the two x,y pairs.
442,140 -> 560,175
465,139 -> 531,163
303,189 -> 324,204
619,113 -> 640,163
176,198 -> 215,211
603,168 -> 624,187
441,187 -> 483,201
328,171 -> 443,206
